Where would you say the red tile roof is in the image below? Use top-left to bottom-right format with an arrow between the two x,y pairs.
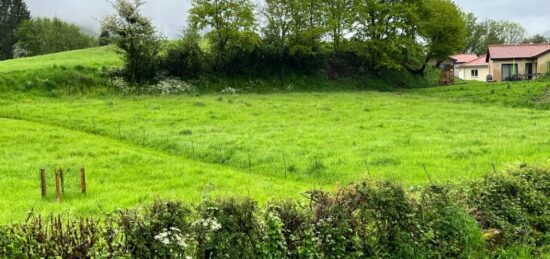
450,54 -> 478,63
460,55 -> 488,67
487,43 -> 550,60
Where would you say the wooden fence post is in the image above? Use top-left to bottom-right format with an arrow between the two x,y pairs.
59,168 -> 65,193
40,168 -> 47,199
80,166 -> 87,194
55,171 -> 61,202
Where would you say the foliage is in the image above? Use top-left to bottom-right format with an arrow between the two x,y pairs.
189,0 -> 259,73
1,164 -> 549,257
14,17 -> 97,57
101,0 -> 161,84
522,34 -> 550,44
467,164 -> 550,249
462,16 -> 527,55
114,199 -> 192,258
0,215 -> 100,258
0,0 -> 30,60
159,27 -> 205,79
196,198 -> 262,258
412,0 -> 466,73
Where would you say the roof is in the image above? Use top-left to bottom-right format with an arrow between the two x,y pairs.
460,55 -> 488,68
450,54 -> 478,64
487,43 -> 550,60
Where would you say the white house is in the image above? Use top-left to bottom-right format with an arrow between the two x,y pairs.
457,55 -> 489,82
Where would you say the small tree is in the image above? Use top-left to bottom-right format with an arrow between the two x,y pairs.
102,0 -> 160,84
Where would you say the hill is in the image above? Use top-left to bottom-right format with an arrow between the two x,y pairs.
0,46 -> 121,72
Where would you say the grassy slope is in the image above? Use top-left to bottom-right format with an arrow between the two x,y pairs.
411,80 -> 550,109
0,118 -> 315,223
1,47 -> 550,223
0,46 -> 121,72
2,92 -> 550,186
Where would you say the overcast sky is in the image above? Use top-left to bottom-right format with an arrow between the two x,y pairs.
26,0 -> 550,38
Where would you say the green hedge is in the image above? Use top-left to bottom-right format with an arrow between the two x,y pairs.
1,164 -> 549,258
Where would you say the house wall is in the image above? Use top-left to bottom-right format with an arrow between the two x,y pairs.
462,66 -> 489,82
489,58 -> 537,81
537,52 -> 550,75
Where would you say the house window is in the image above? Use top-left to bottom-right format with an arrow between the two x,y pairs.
471,69 -> 478,78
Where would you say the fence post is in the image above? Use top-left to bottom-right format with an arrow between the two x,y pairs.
55,171 -> 61,202
40,168 -> 47,198
59,168 -> 65,193
80,166 -> 87,194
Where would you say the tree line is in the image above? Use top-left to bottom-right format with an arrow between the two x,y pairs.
103,0 -> 468,84
0,0 -> 96,60
2,0 -> 549,84
103,0 -> 550,85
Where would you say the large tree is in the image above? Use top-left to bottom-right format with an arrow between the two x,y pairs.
0,0 -> 30,60
353,0 -> 419,72
410,0 -> 466,74
463,18 -> 527,55
102,0 -> 161,84
189,0 -> 259,71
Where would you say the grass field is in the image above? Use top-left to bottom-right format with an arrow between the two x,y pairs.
0,48 -> 550,223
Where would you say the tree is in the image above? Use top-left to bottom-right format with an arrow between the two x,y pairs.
286,0 -> 327,68
260,0 -> 328,70
463,17 -> 527,55
323,0 -> 354,54
0,0 -> 30,60
14,17 -> 97,57
522,34 -> 549,44
260,0 -> 293,58
462,12 -> 487,54
189,0 -> 259,72
353,0 -> 419,72
102,0 -> 161,84
411,0 -> 466,74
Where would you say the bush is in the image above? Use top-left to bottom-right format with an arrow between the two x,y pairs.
113,199 -> 192,258
159,28 -> 205,79
467,164 -> 550,249
1,164 -> 549,258
195,198 -> 262,258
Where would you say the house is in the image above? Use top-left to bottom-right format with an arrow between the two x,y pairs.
457,55 -> 489,82
440,54 -> 478,78
486,43 -> 550,81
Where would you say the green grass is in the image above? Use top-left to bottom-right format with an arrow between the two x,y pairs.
1,48 -> 550,224
0,117 -> 314,223
411,80 -> 550,109
1,88 -> 550,223
0,46 -> 121,72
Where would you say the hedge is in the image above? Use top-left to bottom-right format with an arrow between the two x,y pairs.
1,164 -> 549,258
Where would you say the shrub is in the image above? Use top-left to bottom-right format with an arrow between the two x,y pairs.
467,164 -> 550,249
195,198 -> 262,258
0,214 -> 100,258
160,28 -> 205,79
114,199 -> 192,258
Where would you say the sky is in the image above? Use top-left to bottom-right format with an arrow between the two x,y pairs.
25,0 -> 550,38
